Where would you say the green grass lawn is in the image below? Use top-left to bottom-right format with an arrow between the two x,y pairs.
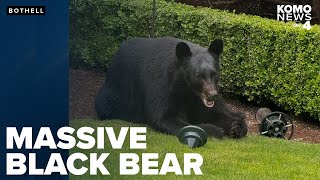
70,119 -> 320,180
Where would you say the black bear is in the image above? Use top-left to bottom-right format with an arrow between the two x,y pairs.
95,37 -> 247,138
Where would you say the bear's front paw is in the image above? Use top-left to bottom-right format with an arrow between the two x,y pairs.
228,121 -> 240,138
198,123 -> 224,139
228,121 -> 245,139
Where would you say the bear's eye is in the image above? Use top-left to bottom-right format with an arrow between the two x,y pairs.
195,73 -> 201,79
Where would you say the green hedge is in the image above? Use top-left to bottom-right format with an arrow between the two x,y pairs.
70,0 -> 320,120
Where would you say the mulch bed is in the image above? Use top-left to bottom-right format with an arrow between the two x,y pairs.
70,69 -> 320,143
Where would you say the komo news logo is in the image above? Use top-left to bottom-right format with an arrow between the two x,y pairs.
277,5 -> 312,30
7,6 -> 46,15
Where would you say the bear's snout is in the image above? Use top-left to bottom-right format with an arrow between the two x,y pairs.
203,82 -> 218,100
201,82 -> 218,108
207,91 -> 218,101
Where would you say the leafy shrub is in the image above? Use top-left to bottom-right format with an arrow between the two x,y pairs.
70,0 -> 320,120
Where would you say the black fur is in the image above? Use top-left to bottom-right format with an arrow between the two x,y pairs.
95,37 -> 247,138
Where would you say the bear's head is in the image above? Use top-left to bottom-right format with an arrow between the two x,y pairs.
175,39 -> 223,108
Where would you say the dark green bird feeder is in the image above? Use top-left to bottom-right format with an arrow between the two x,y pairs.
255,108 -> 294,140
178,125 -> 207,148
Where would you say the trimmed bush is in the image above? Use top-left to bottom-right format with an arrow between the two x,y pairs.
70,0 -> 320,120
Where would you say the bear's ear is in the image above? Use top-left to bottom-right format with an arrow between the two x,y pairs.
176,42 -> 192,59
209,39 -> 223,56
